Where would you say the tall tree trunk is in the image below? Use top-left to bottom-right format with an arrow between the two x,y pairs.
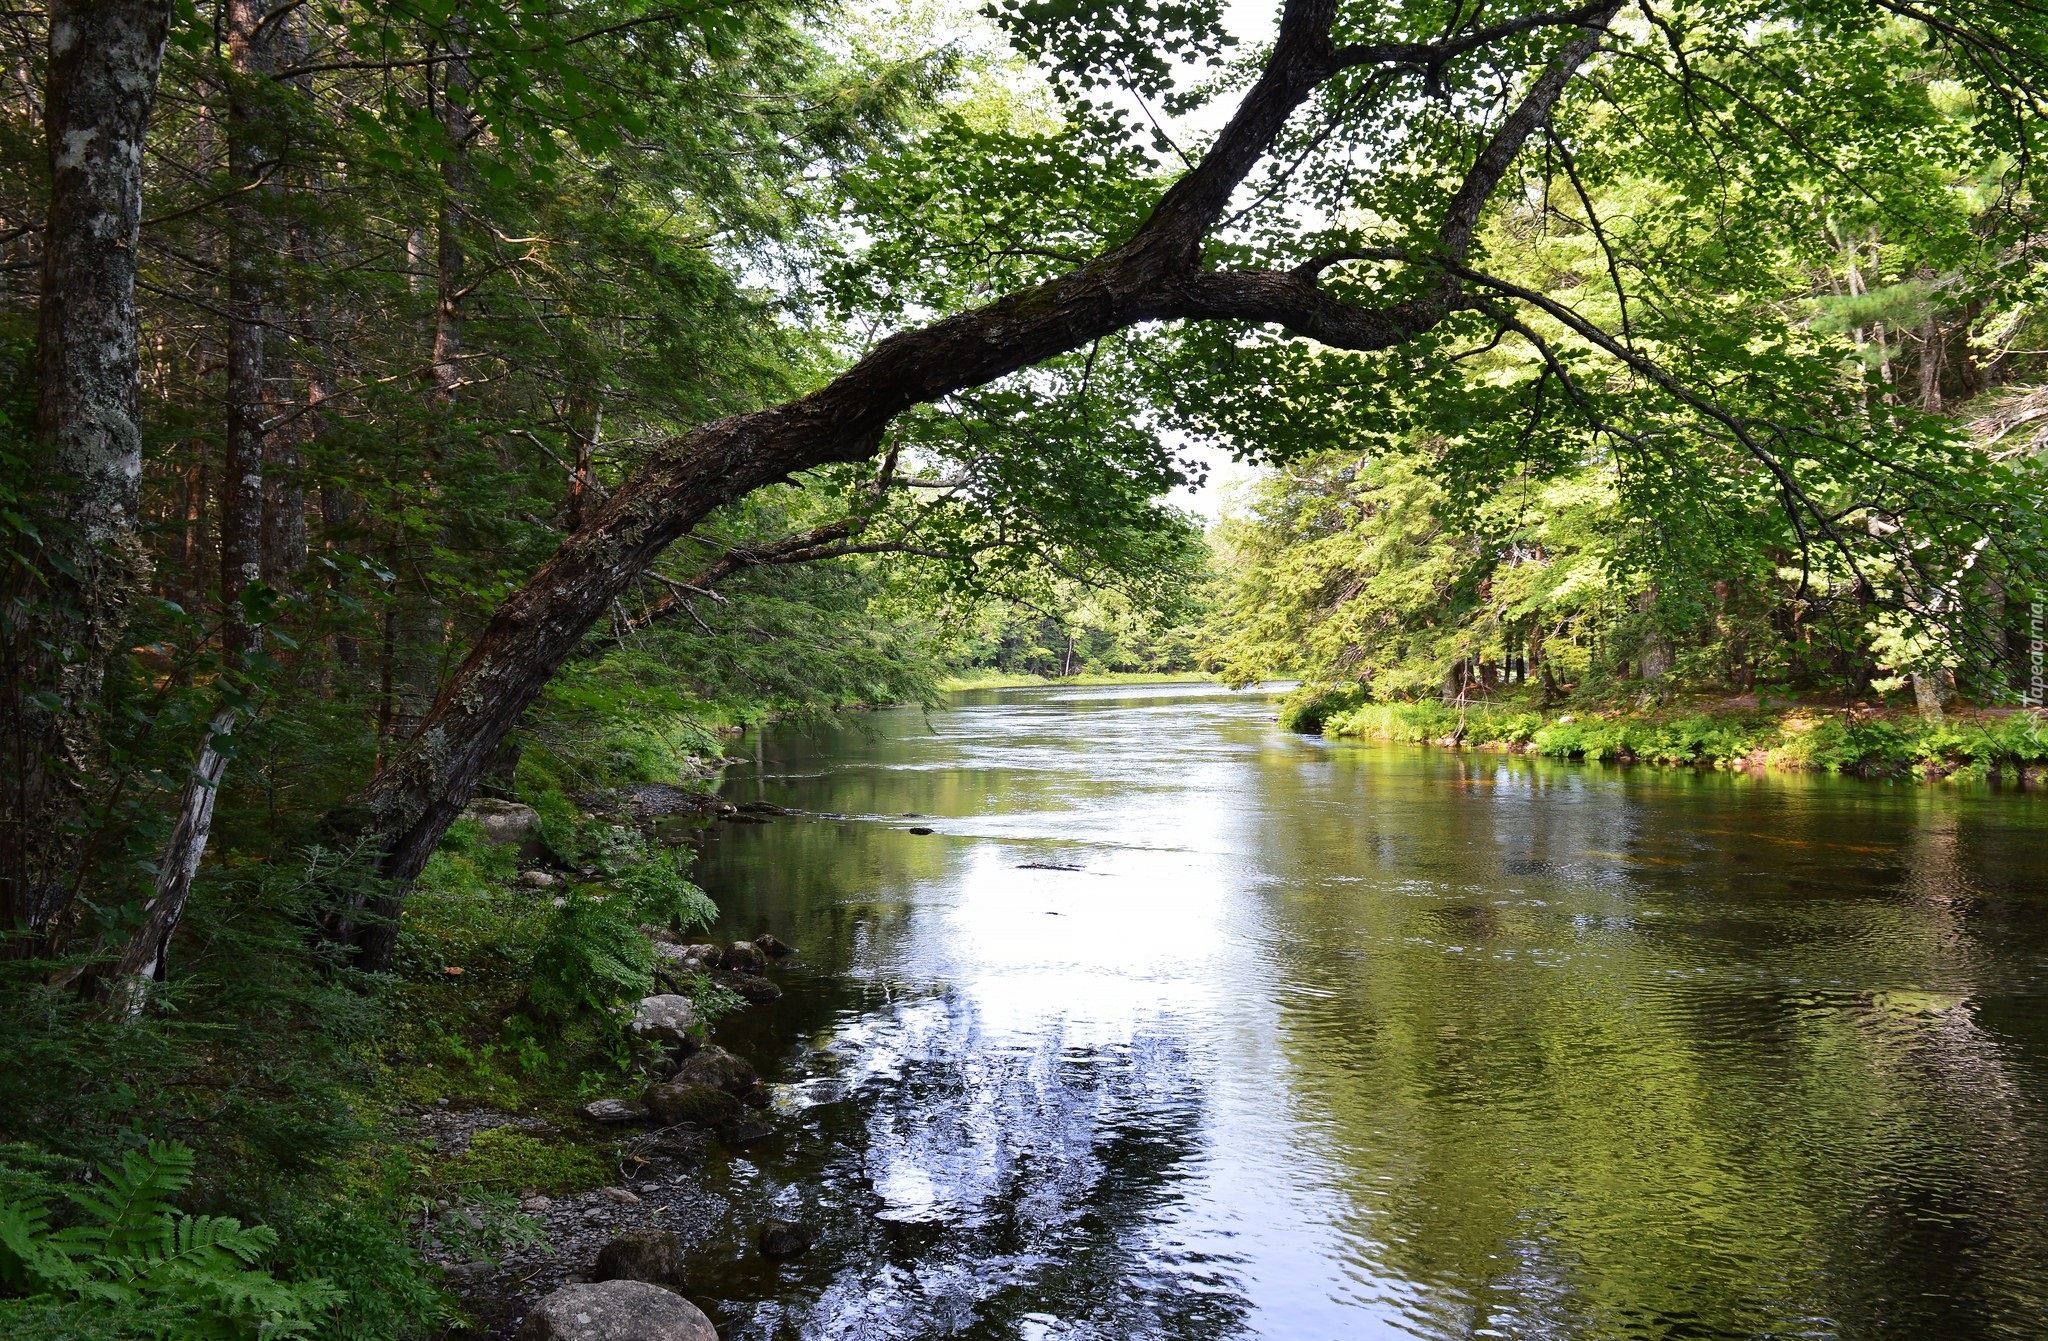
0,0 -> 175,949
430,32 -> 472,406
115,0 -> 286,998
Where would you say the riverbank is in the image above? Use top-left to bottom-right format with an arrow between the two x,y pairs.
369,786 -> 812,1336
1286,686 -> 2048,782
939,669 -> 1212,691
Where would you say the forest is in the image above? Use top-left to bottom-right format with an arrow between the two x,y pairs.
0,0 -> 2043,1335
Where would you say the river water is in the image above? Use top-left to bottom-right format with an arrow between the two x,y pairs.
682,682 -> 2048,1340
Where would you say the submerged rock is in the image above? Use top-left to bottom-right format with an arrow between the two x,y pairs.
907,826 -> 934,835
643,1082 -> 741,1128
671,1045 -> 758,1095
627,995 -> 698,1048
580,1098 -> 651,1125
753,933 -> 796,959
514,1280 -> 715,1341
758,1219 -> 816,1259
594,1229 -> 687,1291
727,975 -> 782,1003
721,940 -> 768,973
717,1114 -> 774,1147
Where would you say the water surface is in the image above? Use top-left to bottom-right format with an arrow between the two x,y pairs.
685,683 -> 2048,1340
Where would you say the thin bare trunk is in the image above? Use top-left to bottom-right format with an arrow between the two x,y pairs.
114,0 -> 282,999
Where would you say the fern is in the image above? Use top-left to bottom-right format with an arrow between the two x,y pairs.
0,1141 -> 341,1339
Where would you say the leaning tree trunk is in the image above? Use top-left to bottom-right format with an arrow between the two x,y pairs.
114,0 -> 287,997
0,0 -> 175,950
330,0 -> 1620,969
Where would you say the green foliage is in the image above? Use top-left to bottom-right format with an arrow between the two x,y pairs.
613,852 -> 719,935
1277,684 -> 1371,735
524,892 -> 656,1024
0,1142 -> 342,1340
1315,698 -> 2048,777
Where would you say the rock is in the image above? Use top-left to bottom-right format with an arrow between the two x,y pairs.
514,1280 -> 717,1341
643,1082 -> 742,1128
582,1098 -> 652,1125
753,933 -> 796,959
718,1115 -> 774,1147
907,826 -> 934,835
672,1045 -> 758,1095
758,1219 -> 816,1260
727,975 -> 782,1003
627,995 -> 699,1048
639,922 -> 682,945
520,1194 -> 554,1212
443,1260 -> 495,1290
465,798 -> 542,855
721,940 -> 768,973
598,1186 -> 641,1205
594,1229 -> 687,1291
520,869 -> 557,888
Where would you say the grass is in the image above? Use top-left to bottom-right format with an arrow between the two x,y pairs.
1287,684 -> 2048,780
940,669 -> 1215,690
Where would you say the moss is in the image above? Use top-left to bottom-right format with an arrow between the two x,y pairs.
440,1126 -> 612,1195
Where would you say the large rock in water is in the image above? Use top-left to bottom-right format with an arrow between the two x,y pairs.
671,1045 -> 757,1095
515,1280 -> 715,1341
627,995 -> 699,1048
721,940 -> 768,973
643,1081 -> 741,1128
594,1230 -> 687,1291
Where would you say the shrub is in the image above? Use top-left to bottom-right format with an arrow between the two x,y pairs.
525,893 -> 654,1023
1277,684 -> 1370,734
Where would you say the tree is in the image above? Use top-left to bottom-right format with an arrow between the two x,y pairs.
326,0 -> 2048,968
1,0 -> 177,950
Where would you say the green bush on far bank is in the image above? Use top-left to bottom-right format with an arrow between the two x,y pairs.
1290,686 -> 2048,778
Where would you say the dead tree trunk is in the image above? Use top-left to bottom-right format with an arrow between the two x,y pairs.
330,1 -> 1621,969
1,0 -> 175,949
114,0 -> 286,997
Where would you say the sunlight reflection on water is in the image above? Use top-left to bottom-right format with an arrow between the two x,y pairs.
687,683 -> 2048,1341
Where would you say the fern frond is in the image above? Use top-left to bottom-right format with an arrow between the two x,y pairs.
67,1141 -> 195,1258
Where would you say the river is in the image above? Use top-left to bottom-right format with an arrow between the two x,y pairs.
679,682 -> 2048,1340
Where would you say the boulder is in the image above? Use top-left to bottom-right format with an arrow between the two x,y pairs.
465,798 -> 542,854
581,1098 -> 651,1125
594,1229 -> 687,1291
520,869 -> 557,889
514,1280 -> 716,1341
758,1219 -> 815,1260
672,1045 -> 758,1095
627,995 -> 699,1048
721,940 -> 768,973
643,1082 -> 742,1128
753,933 -> 796,959
726,975 -> 782,1004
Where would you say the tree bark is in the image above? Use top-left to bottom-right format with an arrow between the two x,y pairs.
332,0 -> 1622,968
1,0 -> 175,948
430,30 -> 473,405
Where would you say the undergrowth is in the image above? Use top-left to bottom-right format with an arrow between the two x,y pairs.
1291,685 -> 2048,777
